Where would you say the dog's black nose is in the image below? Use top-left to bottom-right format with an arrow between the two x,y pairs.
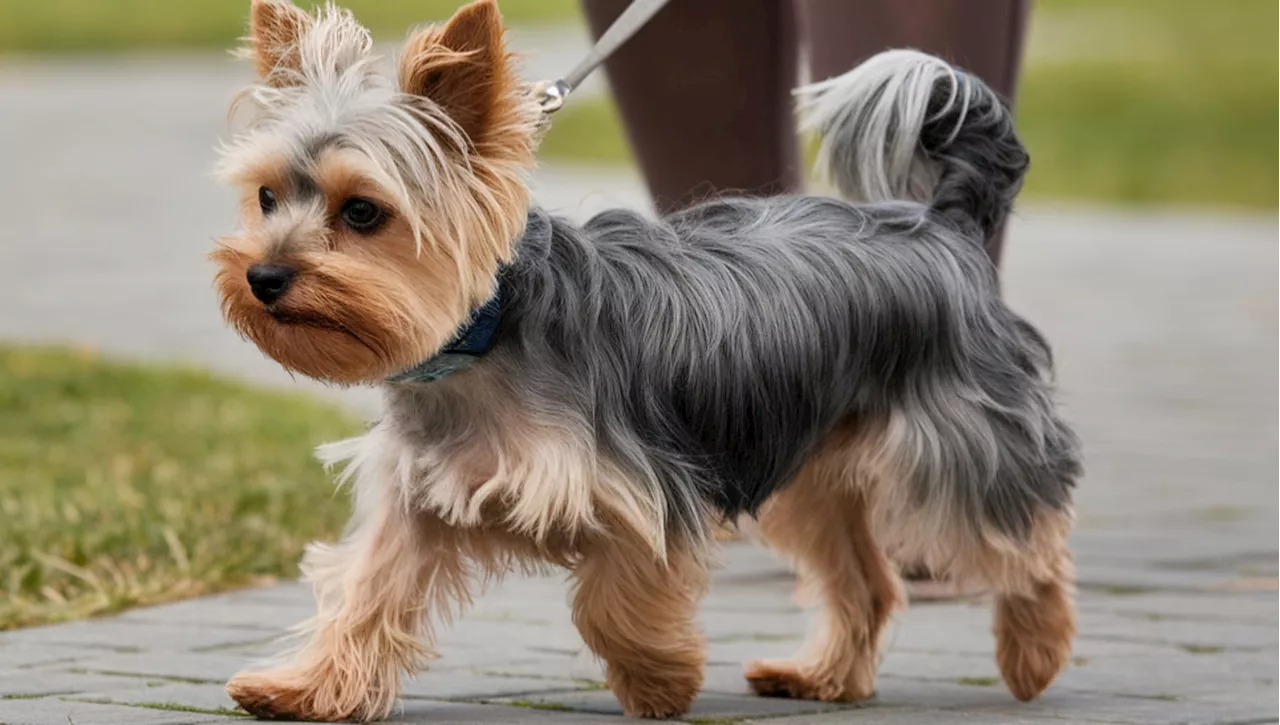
246,264 -> 296,304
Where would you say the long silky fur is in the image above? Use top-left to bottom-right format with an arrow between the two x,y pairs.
370,49 -> 1079,553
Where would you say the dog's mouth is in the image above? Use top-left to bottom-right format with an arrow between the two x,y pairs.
266,306 -> 381,357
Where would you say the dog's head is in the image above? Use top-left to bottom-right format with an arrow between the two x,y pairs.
212,0 -> 538,384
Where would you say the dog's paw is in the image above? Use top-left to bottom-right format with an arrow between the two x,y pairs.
996,635 -> 1071,701
745,659 -> 872,702
227,669 -> 383,722
607,669 -> 700,719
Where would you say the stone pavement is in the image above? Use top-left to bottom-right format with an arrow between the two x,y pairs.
1,539 -> 1276,725
1,33 -> 1278,725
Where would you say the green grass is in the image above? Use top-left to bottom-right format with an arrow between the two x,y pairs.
538,0 -> 1276,209
0,344 -> 359,630
0,0 -> 577,53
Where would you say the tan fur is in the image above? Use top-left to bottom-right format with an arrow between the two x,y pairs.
399,0 -> 519,152
322,365 -> 674,555
745,430 -> 904,702
227,480 -> 560,722
746,425 -> 1076,704
214,0 -> 537,384
572,532 -> 709,718
993,519 -> 1076,701
247,0 -> 313,82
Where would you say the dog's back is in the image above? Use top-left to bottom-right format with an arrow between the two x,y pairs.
501,51 -> 1078,551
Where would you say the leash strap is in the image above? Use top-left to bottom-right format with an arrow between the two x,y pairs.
535,0 -> 673,114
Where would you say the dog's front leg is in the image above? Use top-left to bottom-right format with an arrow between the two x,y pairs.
571,535 -> 709,718
227,500 -> 466,722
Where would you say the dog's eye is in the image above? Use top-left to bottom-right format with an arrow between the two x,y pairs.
340,198 -> 386,233
258,187 -> 277,215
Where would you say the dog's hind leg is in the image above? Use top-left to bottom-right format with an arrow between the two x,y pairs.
871,387 -> 1079,702
979,510 -> 1077,701
571,533 -> 710,718
745,432 -> 904,702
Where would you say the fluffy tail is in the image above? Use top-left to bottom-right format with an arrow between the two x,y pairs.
797,49 -> 1028,242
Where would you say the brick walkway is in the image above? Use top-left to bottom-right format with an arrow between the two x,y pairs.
1,538 -> 1276,724
1,41 -> 1277,725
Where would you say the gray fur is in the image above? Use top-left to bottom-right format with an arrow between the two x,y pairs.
797,49 -> 1029,243
381,50 -> 1078,546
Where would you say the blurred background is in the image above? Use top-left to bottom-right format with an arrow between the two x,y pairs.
0,0 -> 1275,631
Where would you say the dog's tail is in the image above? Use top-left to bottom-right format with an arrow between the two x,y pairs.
796,49 -> 1028,242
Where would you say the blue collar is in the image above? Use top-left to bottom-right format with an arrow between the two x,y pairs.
386,210 -> 551,384
387,279 -> 506,384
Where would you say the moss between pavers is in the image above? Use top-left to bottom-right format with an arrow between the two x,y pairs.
134,701 -> 251,717
955,676 -> 1001,687
1179,644 -> 1226,654
502,699 -> 574,711
71,697 -> 250,718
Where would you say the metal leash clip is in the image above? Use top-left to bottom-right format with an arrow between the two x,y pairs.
529,0 -> 672,117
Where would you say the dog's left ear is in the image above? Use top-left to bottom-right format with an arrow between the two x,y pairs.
399,0 -> 516,148
247,0 -> 314,83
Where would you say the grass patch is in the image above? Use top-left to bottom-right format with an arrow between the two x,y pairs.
955,676 -> 1001,687
0,0 -> 578,53
539,0 -> 1275,209
0,344 -> 360,629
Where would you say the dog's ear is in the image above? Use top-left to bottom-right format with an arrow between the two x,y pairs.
399,0 -> 515,147
247,0 -> 313,83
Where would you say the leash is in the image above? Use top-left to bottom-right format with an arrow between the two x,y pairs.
532,0 -> 673,114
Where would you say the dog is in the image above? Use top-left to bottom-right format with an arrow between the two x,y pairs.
211,0 -> 1081,720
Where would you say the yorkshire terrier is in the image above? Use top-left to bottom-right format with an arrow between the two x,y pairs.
212,0 -> 1081,721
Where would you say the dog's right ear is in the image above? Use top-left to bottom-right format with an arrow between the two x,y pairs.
247,0 -> 313,83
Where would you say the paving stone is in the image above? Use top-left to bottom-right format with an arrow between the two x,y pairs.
481,653 -> 606,683
869,675 -> 1027,710
383,699 -> 630,724
0,696 -> 234,725
0,641 -> 97,669
1056,650 -> 1277,699
701,663 -> 756,696
218,582 -> 314,607
68,682 -> 241,714
1076,562 -> 1267,597
444,619 -> 578,651
401,672 -> 583,700
0,619 -> 273,653
974,689 -> 1278,725
0,668 -> 164,698
704,638 -> 808,668
490,688 -> 851,720
431,652 -> 562,674
700,611 -> 808,644
748,708 -> 1062,724
1068,637 -> 1191,659
1074,611 -> 1279,651
118,595 -> 312,632
72,651 -> 250,684
878,650 -> 1003,682
1077,591 -> 1279,627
